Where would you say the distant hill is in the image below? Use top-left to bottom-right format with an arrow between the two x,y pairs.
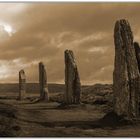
0,83 -> 65,93
0,83 -> 113,105
0,83 -> 112,94
82,84 -> 113,95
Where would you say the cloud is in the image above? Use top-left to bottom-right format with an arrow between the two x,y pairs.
0,3 -> 139,84
0,25 -> 10,41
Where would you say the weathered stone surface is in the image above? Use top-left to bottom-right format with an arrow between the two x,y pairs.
39,62 -> 49,101
113,19 -> 140,118
65,50 -> 81,104
19,69 -> 26,100
134,42 -> 140,72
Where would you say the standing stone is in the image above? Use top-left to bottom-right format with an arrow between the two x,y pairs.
39,62 -> 49,101
113,19 -> 140,118
19,69 -> 26,100
65,50 -> 81,104
134,42 -> 140,72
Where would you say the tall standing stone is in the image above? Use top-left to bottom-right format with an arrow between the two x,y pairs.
39,62 -> 49,101
113,19 -> 140,118
134,42 -> 140,72
19,69 -> 26,100
65,50 -> 81,104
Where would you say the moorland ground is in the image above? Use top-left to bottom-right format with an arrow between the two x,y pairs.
0,84 -> 140,137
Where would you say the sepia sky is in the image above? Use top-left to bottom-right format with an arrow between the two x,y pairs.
0,3 -> 140,84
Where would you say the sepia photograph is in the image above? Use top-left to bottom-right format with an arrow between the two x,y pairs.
0,1 -> 139,137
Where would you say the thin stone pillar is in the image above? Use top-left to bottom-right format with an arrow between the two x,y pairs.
134,42 -> 140,72
65,50 -> 81,104
19,69 -> 26,100
39,62 -> 49,101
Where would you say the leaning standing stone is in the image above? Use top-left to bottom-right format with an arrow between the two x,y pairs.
39,62 -> 49,101
64,50 -> 81,104
113,19 -> 140,118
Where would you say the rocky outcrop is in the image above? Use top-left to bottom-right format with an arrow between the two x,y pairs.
19,69 -> 26,100
134,42 -> 140,72
64,50 -> 81,104
113,19 -> 140,118
39,62 -> 49,101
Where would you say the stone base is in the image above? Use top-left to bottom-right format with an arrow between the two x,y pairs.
57,102 -> 86,109
31,97 -> 49,103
